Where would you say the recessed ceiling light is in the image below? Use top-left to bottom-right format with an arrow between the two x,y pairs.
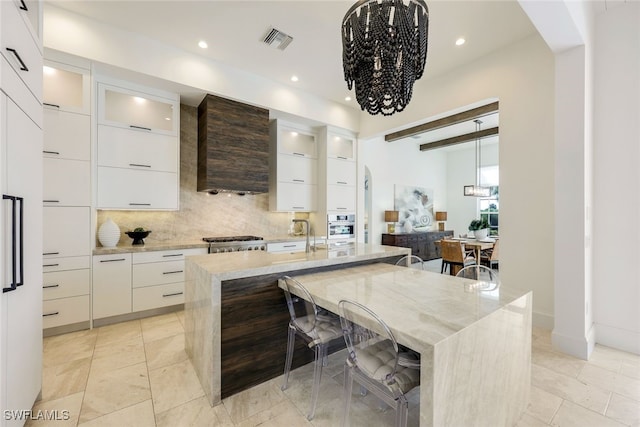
290,75 -> 299,82
198,40 -> 208,49
345,96 -> 352,102
455,38 -> 466,46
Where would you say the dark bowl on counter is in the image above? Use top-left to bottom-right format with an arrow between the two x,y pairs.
125,230 -> 151,245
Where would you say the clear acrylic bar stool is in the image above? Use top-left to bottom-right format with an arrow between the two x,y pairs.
280,276 -> 344,420
395,255 -> 425,269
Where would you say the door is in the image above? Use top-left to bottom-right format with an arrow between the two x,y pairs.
1,94 -> 43,425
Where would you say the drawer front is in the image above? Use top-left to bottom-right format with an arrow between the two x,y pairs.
0,0 -> 42,101
327,184 -> 356,212
0,54 -> 41,126
132,260 -> 184,288
43,269 -> 90,300
97,167 -> 178,210
133,282 -> 184,312
43,206 -> 91,258
43,256 -> 90,273
43,109 -> 90,161
266,241 -> 306,253
132,247 -> 207,264
327,158 -> 356,186
43,158 -> 91,206
275,182 -> 317,212
43,295 -> 90,329
277,155 -> 317,184
92,253 -> 132,319
97,125 -> 178,173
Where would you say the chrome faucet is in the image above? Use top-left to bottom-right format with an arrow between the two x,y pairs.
292,219 -> 313,253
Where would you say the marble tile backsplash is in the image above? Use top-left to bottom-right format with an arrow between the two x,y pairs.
97,104 -> 300,246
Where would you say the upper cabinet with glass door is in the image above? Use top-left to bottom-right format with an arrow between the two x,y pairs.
98,83 -> 178,136
327,130 -> 355,162
43,60 -> 90,114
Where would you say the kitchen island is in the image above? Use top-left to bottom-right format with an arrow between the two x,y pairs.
184,244 -> 410,405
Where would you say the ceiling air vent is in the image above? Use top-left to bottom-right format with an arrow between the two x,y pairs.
262,27 -> 293,50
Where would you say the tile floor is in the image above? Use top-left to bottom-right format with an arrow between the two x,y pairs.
27,270 -> 640,426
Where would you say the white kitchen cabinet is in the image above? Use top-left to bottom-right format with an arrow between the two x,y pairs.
43,295 -> 90,329
42,269 -> 90,330
327,184 -> 356,212
0,0 -> 43,417
266,241 -> 307,253
43,157 -> 91,206
327,158 -> 356,186
131,247 -> 206,312
98,82 -> 178,135
43,269 -> 90,300
43,109 -> 90,160
97,167 -> 179,210
43,60 -> 90,114
43,206 -> 90,258
92,253 -> 132,319
327,133 -> 356,161
97,125 -> 178,173
42,255 -> 90,273
269,120 -> 318,212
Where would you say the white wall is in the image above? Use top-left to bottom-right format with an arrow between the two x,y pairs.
592,3 -> 640,354
359,34 -> 556,328
359,137 -> 448,243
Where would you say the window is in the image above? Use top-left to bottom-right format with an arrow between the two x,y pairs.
479,166 -> 499,236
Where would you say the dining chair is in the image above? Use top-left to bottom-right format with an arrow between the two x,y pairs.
480,239 -> 499,270
395,255 -> 425,270
440,239 -> 476,276
280,276 -> 344,420
338,299 -> 420,427
455,265 -> 500,291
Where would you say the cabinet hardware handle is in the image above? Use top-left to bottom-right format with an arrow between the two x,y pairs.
2,195 -> 23,292
129,163 -> 151,168
162,270 -> 183,275
337,181 -> 348,185
43,200 -> 60,203
162,292 -> 183,297
292,179 -> 304,183
100,258 -> 126,263
43,263 -> 59,267
292,152 -> 305,157
43,252 -> 59,255
43,103 -> 60,109
338,156 -> 348,160
337,207 -> 348,210
129,203 -> 151,206
283,244 -> 296,248
43,312 -> 60,317
43,284 -> 59,289
43,150 -> 60,155
162,254 -> 183,257
6,48 -> 28,71
130,125 -> 152,131
292,206 -> 304,209
19,0 -> 28,11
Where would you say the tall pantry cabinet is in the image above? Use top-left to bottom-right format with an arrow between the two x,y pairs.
0,0 -> 44,424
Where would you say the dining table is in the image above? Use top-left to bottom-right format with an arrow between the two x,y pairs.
283,262 -> 531,427
441,236 -> 496,267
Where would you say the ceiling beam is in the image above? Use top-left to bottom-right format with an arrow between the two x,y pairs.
419,126 -> 499,151
385,101 -> 499,142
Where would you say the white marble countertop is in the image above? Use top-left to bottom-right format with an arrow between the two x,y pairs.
185,243 -> 410,281
93,240 -> 209,255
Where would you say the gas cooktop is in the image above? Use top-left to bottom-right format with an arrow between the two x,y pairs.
202,236 -> 263,243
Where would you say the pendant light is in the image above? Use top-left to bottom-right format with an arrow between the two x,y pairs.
463,119 -> 491,197
341,0 -> 429,116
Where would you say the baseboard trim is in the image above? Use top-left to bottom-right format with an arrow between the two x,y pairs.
92,304 -> 183,328
595,323 -> 640,355
532,310 -> 554,330
552,329 -> 591,360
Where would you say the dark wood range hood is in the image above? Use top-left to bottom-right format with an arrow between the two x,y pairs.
197,94 -> 269,194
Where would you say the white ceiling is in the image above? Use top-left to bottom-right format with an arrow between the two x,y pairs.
46,0 -> 539,110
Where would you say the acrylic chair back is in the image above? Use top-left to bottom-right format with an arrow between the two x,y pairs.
455,265 -> 500,291
282,276 -> 318,335
395,255 -> 425,270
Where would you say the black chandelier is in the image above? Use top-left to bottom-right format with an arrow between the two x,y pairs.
341,0 -> 429,116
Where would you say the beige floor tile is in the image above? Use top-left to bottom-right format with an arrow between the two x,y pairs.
90,336 -> 146,374
148,359 -> 205,413
532,327 -> 554,352
141,315 -> 184,343
606,393 -> 640,426
532,347 -> 587,378
516,413 -> 551,427
43,332 -> 96,368
144,332 -> 188,371
43,328 -> 97,353
236,399 -> 311,427
156,396 -> 230,427
77,400 -> 155,427
531,364 -> 611,414
94,320 -> 142,349
140,311 -> 180,329
25,392 -> 84,427
526,385 -> 563,424
79,362 -> 151,423
578,364 -> 640,402
175,309 -> 186,327
550,400 -> 627,427
213,402 -> 236,426
41,357 -> 91,401
621,362 -> 640,381
223,377 -> 286,424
